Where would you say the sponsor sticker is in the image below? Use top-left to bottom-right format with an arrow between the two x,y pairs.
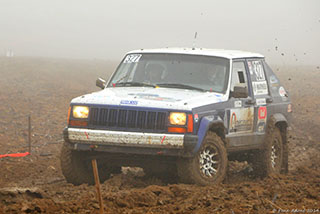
257,106 -> 267,133
270,75 -> 280,88
279,86 -> 287,97
194,114 -> 199,123
234,100 -> 242,108
123,54 -> 142,63
128,93 -> 178,102
120,100 -> 138,105
252,81 -> 268,95
270,75 -> 278,84
257,122 -> 266,132
256,98 -> 266,106
229,107 -> 254,133
258,106 -> 267,119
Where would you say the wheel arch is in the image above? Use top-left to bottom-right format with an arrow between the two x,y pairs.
269,113 -> 288,143
269,113 -> 288,127
208,122 -> 226,141
194,116 -> 226,153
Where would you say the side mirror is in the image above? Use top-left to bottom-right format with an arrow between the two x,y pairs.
232,86 -> 248,98
96,78 -> 106,89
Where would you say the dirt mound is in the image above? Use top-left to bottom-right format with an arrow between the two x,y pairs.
0,58 -> 319,213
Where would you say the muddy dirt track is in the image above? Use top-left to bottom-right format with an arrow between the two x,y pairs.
0,57 -> 319,214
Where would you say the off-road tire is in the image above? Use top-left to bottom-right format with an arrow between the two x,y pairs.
60,142 -> 111,185
177,132 -> 228,185
281,137 -> 289,174
249,125 -> 285,177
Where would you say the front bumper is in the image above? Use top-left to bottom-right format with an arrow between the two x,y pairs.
63,127 -> 198,157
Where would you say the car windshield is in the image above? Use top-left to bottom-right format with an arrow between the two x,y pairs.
108,53 -> 230,93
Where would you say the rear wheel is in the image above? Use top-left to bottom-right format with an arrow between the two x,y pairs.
60,142 -> 112,185
249,126 -> 285,177
177,132 -> 228,185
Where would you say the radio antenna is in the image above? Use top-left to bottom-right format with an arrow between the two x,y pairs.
192,32 -> 198,50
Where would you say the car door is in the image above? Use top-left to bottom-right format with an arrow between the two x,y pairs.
227,60 -> 257,149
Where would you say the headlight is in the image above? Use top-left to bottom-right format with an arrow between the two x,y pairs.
169,112 -> 186,125
73,106 -> 89,119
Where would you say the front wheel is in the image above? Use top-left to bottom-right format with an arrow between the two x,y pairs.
60,142 -> 111,185
177,132 -> 228,185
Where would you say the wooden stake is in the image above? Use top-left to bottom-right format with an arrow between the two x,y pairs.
91,159 -> 104,214
28,115 -> 31,154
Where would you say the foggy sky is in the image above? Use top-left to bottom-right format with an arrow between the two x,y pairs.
0,0 -> 319,65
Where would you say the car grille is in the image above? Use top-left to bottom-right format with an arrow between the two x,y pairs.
88,107 -> 167,131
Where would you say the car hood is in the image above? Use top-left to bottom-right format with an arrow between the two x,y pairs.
71,87 -> 227,111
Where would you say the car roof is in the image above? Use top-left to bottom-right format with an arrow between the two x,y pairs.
127,47 -> 264,60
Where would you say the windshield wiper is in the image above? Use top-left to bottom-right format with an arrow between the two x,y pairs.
156,83 -> 207,92
115,82 -> 157,88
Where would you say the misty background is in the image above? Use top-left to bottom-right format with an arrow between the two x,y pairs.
0,0 -> 319,66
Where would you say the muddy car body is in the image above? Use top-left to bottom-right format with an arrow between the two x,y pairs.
61,48 -> 292,185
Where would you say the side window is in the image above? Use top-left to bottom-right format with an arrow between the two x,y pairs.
230,61 -> 248,92
247,60 -> 269,96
